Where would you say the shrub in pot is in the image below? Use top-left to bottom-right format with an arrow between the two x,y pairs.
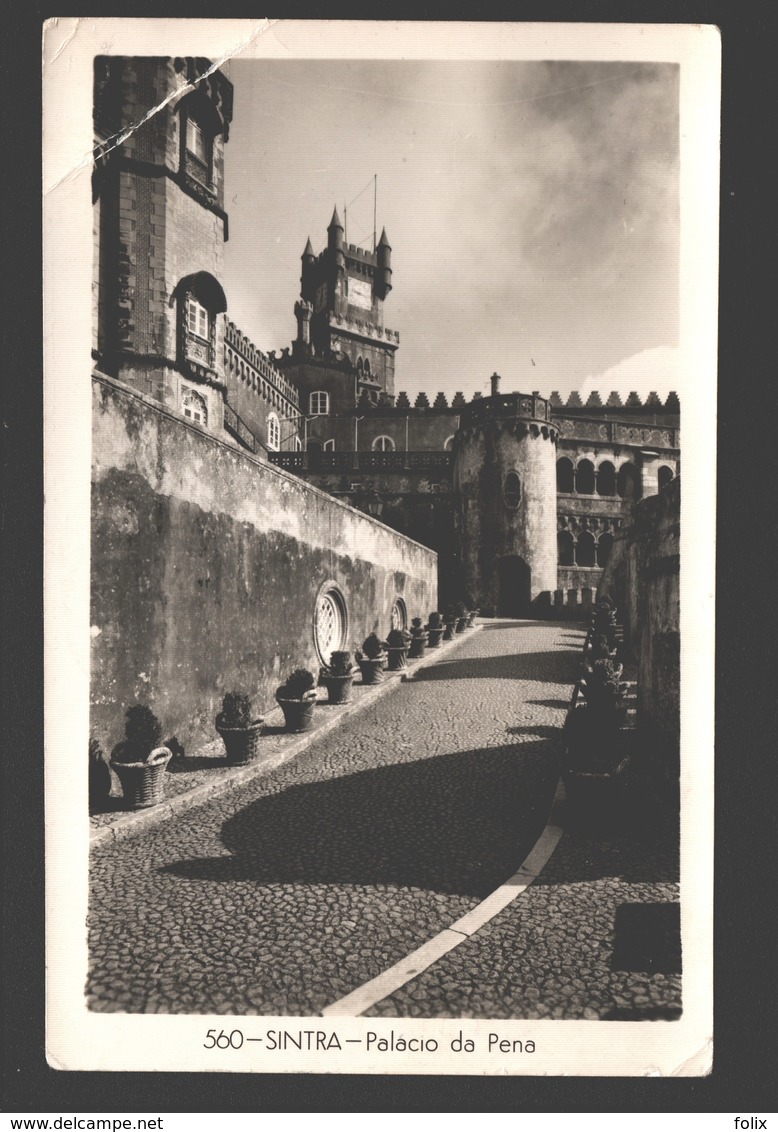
590,600 -> 619,657
463,592 -> 479,627
408,616 -> 429,659
427,611 -> 445,648
276,668 -> 318,732
386,627 -> 411,670
88,736 -> 112,810
442,606 -> 457,640
215,691 -> 264,765
355,633 -> 387,685
319,650 -> 357,704
563,658 -> 627,773
453,601 -> 468,633
110,705 -> 172,809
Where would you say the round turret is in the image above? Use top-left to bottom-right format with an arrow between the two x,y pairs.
453,390 -> 558,616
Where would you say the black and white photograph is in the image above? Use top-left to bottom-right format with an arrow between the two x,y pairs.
43,18 -> 718,1076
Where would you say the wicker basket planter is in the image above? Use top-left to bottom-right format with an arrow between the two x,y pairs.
110,746 -> 172,809
216,719 -> 265,765
276,689 -> 318,732
386,646 -> 409,671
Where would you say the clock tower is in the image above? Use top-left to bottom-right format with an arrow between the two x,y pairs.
295,207 -> 400,401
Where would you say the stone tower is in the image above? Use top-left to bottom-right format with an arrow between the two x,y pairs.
92,56 -> 233,429
295,209 -> 400,400
453,379 -> 559,615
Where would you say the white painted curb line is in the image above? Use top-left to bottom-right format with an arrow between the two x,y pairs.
321,780 -> 566,1017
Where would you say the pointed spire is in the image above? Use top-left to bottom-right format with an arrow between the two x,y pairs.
377,226 -> 391,248
302,236 -> 314,260
328,206 -> 343,231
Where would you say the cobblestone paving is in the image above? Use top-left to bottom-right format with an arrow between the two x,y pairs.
88,621 -> 574,1015
368,785 -> 681,1020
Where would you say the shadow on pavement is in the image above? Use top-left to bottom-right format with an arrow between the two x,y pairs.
160,741 -> 559,899
409,650 -> 582,684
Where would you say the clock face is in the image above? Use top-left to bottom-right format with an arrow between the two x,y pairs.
348,276 -> 372,310
314,283 -> 328,313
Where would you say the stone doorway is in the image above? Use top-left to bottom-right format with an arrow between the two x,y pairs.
497,555 -> 531,617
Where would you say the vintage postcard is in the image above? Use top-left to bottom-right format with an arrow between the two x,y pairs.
43,18 -> 718,1076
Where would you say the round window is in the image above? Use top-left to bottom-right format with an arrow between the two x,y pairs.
504,471 -> 522,509
390,598 -> 407,632
314,585 -> 347,665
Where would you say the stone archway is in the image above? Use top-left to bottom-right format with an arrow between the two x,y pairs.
497,555 -> 532,617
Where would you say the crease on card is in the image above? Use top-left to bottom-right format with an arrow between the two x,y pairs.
43,18 -> 278,195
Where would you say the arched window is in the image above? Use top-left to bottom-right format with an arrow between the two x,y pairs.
576,459 -> 596,495
323,438 -> 335,451
556,457 -> 575,493
597,461 -> 616,497
363,358 -> 371,376
391,598 -> 408,631
310,390 -> 329,416
356,357 -> 364,375
174,272 -> 227,373
293,436 -> 302,451
307,438 -> 323,453
617,462 -> 639,500
558,530 -> 575,567
181,386 -> 208,425
658,465 -> 674,490
444,435 -> 455,452
267,412 -> 280,451
503,472 -> 521,509
597,532 -> 614,568
576,530 -> 596,567
372,435 -> 395,451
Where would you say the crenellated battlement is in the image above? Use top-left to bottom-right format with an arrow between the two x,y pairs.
224,321 -> 300,412
549,390 -> 680,412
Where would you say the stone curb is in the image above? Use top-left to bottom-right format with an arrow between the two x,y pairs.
90,623 -> 484,849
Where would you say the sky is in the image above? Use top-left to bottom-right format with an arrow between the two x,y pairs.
221,58 -> 680,403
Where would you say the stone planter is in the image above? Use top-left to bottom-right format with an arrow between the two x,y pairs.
110,746 -> 172,809
321,673 -> 355,705
216,718 -> 264,765
276,690 -> 318,732
455,617 -> 468,634
357,657 -> 386,685
465,609 -> 479,627
386,646 -> 409,671
427,627 -> 445,648
443,621 -> 456,641
409,632 -> 428,659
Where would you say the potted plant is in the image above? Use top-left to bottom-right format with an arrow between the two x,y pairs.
355,633 -> 387,685
463,592 -> 479,627
386,626 -> 412,670
319,650 -> 357,704
408,616 -> 429,659
427,611 -> 445,648
215,691 -> 264,765
442,606 -> 457,641
453,601 -> 468,633
88,736 -> 112,810
276,668 -> 318,732
109,705 -> 172,809
561,658 -> 630,805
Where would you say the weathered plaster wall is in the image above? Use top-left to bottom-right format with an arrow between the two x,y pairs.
91,375 -> 437,751
598,477 -> 681,781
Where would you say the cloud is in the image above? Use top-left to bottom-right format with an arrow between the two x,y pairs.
579,345 -> 682,399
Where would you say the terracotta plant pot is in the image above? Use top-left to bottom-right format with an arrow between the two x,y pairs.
110,746 -> 172,809
409,633 -> 428,659
357,657 -> 385,685
322,674 -> 355,705
386,646 -> 409,671
276,691 -> 318,732
216,718 -> 264,765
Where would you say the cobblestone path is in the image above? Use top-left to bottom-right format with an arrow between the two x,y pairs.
88,620 -> 576,1015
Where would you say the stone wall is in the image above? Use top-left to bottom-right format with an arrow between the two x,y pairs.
91,374 -> 438,751
597,477 -> 681,782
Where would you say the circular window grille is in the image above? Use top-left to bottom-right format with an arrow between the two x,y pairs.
390,598 -> 407,632
314,587 -> 346,664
